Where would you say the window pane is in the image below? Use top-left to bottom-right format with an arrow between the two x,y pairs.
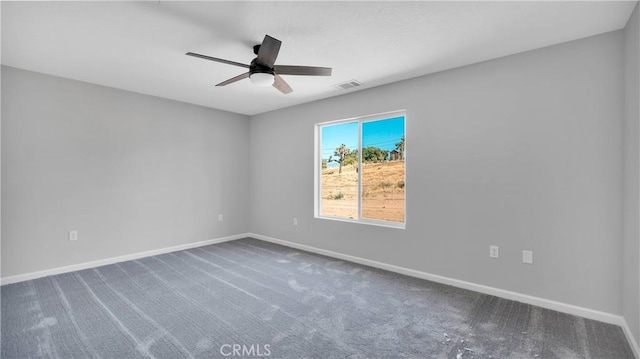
320,122 -> 358,219
361,116 -> 405,223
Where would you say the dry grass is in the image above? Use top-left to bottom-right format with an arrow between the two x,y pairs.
321,160 -> 405,222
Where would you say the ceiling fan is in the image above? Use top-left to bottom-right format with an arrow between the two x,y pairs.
186,35 -> 332,94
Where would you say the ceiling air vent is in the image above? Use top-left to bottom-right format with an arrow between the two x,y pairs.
334,80 -> 363,90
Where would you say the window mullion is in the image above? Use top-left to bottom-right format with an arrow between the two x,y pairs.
357,121 -> 363,220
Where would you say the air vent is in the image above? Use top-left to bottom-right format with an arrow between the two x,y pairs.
334,79 -> 363,90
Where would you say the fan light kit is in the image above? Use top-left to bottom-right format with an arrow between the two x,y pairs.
186,35 -> 332,94
250,72 -> 275,87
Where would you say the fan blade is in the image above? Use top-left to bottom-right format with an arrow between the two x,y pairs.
256,35 -> 281,68
273,74 -> 293,94
186,52 -> 250,69
216,72 -> 250,86
274,65 -> 332,76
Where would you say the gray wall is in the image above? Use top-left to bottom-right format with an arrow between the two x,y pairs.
1,66 -> 251,277
250,31 -> 625,315
624,3 -> 640,345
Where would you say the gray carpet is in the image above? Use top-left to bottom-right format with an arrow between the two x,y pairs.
1,238 -> 635,359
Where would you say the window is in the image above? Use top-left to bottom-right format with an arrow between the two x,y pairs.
315,110 -> 406,228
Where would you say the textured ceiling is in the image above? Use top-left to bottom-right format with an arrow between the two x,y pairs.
1,1 -> 637,115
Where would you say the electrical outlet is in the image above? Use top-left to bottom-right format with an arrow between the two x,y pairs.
489,245 -> 499,259
293,218 -> 298,226
523,250 -> 533,264
218,214 -> 223,222
69,230 -> 78,241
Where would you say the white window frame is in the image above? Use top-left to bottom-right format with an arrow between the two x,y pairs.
314,110 -> 406,229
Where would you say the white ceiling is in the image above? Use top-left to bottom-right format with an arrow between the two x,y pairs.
2,1 -> 637,116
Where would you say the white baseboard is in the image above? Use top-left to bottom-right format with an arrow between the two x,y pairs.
249,233 -> 631,329
0,233 -> 251,285
622,318 -> 640,359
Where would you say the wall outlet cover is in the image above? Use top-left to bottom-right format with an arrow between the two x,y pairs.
490,245 -> 499,259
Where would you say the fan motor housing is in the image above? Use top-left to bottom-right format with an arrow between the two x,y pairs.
249,58 -> 274,76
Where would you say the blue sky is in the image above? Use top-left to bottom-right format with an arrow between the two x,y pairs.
362,116 -> 405,150
321,116 -> 405,162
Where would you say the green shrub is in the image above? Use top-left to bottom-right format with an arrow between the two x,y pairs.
379,182 -> 393,189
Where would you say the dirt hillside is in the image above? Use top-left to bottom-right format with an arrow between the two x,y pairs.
321,160 -> 405,222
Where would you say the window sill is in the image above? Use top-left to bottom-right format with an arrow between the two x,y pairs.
314,215 -> 406,230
